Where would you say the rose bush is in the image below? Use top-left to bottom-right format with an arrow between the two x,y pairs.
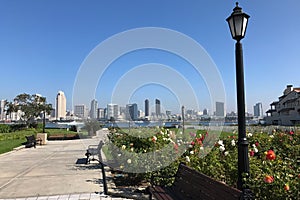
106,126 -> 300,199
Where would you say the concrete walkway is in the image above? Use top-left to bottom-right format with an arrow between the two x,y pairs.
0,135 -> 133,200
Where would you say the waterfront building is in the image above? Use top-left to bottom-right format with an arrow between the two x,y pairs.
254,102 -> 263,118
90,99 -> 98,119
155,99 -> 161,116
0,100 -> 6,120
74,104 -> 88,119
145,99 -> 149,117
138,110 -> 145,118
56,91 -> 66,120
266,85 -> 300,125
97,108 -> 105,119
203,108 -> 208,116
216,102 -> 225,117
126,103 -> 138,121
107,104 -> 119,120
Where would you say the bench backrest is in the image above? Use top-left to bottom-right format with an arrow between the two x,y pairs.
26,135 -> 36,142
171,163 -> 241,200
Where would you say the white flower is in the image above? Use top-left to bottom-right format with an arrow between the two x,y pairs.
118,154 -> 122,157
121,145 -> 126,150
127,159 -> 132,164
252,144 -> 256,148
185,156 -> 190,163
254,147 -> 258,153
179,131 -> 183,135
224,151 -> 229,156
152,136 -> 157,142
247,132 -> 253,137
200,147 -> 204,151
231,139 -> 236,147
190,151 -> 194,155
218,140 -> 224,146
130,147 -> 134,152
269,135 -> 274,138
189,145 -> 193,148
219,145 -> 226,152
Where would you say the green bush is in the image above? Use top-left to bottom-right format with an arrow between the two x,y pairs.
0,124 -> 11,133
107,127 -> 300,199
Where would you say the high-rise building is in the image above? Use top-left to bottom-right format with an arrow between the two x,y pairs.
56,91 -> 66,120
90,99 -> 98,119
0,100 -> 6,120
107,104 -> 119,120
74,104 -> 88,119
254,102 -> 263,118
126,103 -> 138,121
155,99 -> 161,116
145,99 -> 149,117
203,108 -> 208,116
216,102 -> 225,117
97,108 -> 105,119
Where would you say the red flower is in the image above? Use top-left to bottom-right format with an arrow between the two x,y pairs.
284,184 -> 290,191
264,175 -> 274,183
174,143 -> 178,151
249,150 -> 255,157
266,150 -> 276,160
255,142 -> 259,147
289,131 -> 294,135
191,141 -> 195,146
196,138 -> 203,145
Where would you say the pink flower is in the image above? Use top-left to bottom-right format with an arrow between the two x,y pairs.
249,150 -> 255,157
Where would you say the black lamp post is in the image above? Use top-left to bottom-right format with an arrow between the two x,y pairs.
226,2 -> 253,199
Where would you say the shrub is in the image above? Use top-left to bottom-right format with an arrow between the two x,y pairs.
106,127 -> 300,199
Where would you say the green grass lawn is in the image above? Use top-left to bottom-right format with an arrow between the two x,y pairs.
0,128 -> 82,154
0,139 -> 26,154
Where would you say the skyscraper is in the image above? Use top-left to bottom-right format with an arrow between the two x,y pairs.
126,103 -> 138,121
74,104 -> 88,119
155,99 -> 161,116
145,99 -> 149,117
215,102 -> 225,117
254,102 -> 263,118
56,91 -> 66,120
0,100 -> 6,120
90,99 -> 98,119
107,104 -> 119,120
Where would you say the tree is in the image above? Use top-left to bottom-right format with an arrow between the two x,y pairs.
8,93 -> 52,127
84,119 -> 102,136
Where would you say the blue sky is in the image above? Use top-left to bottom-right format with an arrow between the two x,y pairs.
0,0 -> 300,115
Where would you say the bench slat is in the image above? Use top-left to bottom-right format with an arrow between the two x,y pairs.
149,163 -> 242,200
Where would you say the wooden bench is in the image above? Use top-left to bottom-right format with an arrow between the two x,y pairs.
147,163 -> 242,200
25,135 -> 42,148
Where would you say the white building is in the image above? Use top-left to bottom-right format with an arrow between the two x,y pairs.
56,91 -> 66,120
107,104 -> 119,120
74,104 -> 89,119
90,99 -> 98,119
266,85 -> 300,125
0,100 -> 6,120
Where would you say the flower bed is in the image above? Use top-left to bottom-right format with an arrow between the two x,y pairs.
106,127 -> 300,199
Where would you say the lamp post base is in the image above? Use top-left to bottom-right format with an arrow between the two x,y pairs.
240,188 -> 254,200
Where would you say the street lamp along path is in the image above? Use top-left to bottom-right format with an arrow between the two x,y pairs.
226,2 -> 253,199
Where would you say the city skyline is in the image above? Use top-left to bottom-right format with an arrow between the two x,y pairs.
1,1 -> 299,115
